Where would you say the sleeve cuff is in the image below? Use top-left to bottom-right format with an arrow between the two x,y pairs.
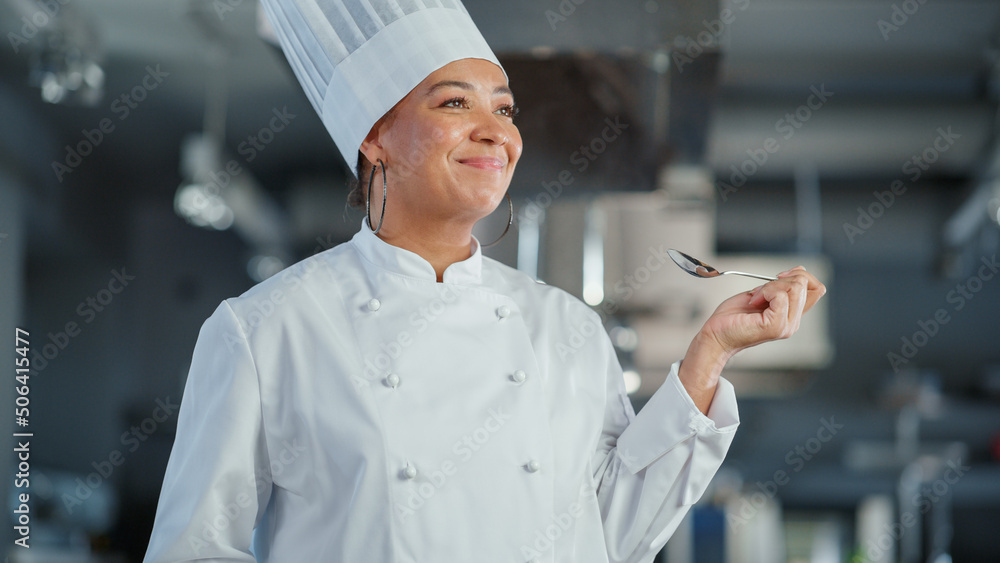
616,360 -> 739,474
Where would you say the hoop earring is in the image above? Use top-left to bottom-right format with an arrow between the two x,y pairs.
481,192 -> 513,248
366,159 -> 387,234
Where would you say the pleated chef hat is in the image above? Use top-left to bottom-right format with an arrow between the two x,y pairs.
258,0 -> 506,175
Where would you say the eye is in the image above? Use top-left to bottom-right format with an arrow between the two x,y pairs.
441,96 -> 469,108
496,103 -> 520,119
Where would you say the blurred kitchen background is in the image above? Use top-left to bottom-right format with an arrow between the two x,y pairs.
2,0 -> 999,561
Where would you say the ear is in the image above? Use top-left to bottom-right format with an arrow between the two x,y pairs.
359,127 -> 383,167
359,114 -> 392,167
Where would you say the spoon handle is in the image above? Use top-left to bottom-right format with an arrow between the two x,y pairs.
723,271 -> 778,282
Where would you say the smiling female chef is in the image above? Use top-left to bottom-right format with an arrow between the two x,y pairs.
142,1 -> 826,561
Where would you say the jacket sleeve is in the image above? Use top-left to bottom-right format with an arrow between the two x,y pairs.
143,301 -> 272,562
593,333 -> 739,563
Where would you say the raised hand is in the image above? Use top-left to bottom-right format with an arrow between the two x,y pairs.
678,267 -> 827,413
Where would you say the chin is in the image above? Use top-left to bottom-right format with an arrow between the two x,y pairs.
450,189 -> 502,223
452,170 -> 508,195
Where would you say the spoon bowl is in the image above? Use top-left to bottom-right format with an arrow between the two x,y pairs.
667,249 -> 777,282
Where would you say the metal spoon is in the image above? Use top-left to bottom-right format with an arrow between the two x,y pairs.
667,249 -> 777,282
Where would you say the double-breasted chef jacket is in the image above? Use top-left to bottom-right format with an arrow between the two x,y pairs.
143,219 -> 740,563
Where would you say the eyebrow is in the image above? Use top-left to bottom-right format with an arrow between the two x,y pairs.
425,80 -> 514,99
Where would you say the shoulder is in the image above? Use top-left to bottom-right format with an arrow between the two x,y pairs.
482,256 -> 602,325
223,240 -> 358,326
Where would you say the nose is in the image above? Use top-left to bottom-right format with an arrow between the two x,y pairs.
470,111 -> 509,146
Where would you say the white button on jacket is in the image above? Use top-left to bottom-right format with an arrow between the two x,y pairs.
143,220 -> 740,563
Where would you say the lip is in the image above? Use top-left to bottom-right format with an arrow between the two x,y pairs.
457,156 -> 505,171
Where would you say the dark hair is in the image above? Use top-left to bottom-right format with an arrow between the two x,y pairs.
346,151 -> 368,210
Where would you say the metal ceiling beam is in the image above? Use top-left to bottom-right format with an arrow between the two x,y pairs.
466,0 -> 721,54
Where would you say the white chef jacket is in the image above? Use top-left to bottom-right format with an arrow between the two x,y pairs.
143,219 -> 740,563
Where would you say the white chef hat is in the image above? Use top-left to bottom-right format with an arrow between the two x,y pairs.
258,0 -> 506,176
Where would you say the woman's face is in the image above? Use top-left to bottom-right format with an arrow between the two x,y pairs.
360,58 -> 522,227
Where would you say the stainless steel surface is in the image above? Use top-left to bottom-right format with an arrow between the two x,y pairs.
667,249 -> 778,282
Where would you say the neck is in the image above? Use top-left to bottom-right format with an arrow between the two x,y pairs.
374,215 -> 476,282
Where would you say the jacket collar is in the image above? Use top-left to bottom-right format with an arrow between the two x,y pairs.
350,219 -> 483,285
